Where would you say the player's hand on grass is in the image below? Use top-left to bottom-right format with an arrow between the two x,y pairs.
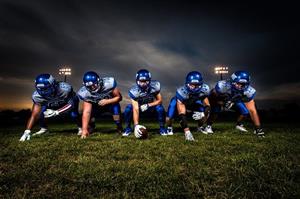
254,128 -> 265,138
185,130 -> 195,141
80,129 -> 89,139
19,130 -> 31,142
44,109 -> 59,118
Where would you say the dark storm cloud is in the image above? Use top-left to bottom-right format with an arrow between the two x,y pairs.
0,1 -> 299,109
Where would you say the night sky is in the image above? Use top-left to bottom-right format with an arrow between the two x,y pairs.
0,1 -> 299,110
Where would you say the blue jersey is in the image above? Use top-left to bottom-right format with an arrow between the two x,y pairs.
128,80 -> 160,105
77,77 -> 117,103
32,82 -> 74,108
215,80 -> 256,102
176,83 -> 210,106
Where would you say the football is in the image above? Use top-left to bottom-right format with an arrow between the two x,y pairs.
134,125 -> 148,139
139,127 -> 148,139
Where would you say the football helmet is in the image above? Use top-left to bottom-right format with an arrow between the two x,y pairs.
185,71 -> 203,93
35,74 -> 57,98
231,71 -> 250,91
83,71 -> 103,93
136,69 -> 151,90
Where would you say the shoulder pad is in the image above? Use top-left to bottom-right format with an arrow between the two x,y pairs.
77,86 -> 90,100
176,86 -> 188,101
201,83 -> 210,95
102,77 -> 117,91
150,80 -> 160,93
32,91 -> 46,104
128,85 -> 140,99
215,80 -> 230,94
244,86 -> 256,100
58,82 -> 72,92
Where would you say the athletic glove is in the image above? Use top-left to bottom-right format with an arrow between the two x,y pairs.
19,130 -> 31,142
134,124 -> 146,138
192,111 -> 205,120
44,109 -> 59,118
140,104 -> 149,112
185,130 -> 195,141
224,101 -> 234,111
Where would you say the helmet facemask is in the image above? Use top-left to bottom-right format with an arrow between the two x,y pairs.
232,81 -> 249,91
84,78 -> 103,93
186,82 -> 202,93
137,79 -> 150,90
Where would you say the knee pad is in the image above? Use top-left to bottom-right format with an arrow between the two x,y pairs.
179,114 -> 188,129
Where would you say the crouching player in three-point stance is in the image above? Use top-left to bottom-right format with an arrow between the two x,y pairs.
205,71 -> 265,137
166,71 -> 211,141
20,74 -> 82,141
77,71 -> 123,139
122,69 -> 167,137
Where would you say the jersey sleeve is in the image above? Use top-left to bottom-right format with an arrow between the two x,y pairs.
215,80 -> 228,94
201,84 -> 210,96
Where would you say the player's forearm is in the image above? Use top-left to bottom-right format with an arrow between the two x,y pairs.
148,98 -> 162,107
26,114 -> 39,130
106,96 -> 121,104
133,108 -> 139,125
82,111 -> 91,131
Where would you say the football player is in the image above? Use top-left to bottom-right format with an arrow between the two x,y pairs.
166,71 -> 210,141
122,69 -> 167,136
203,71 -> 265,137
77,71 -> 123,139
19,74 -> 81,141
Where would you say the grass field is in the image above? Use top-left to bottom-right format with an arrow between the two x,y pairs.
1,121 -> 300,198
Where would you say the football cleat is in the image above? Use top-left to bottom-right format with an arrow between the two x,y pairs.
254,128 -> 265,138
185,130 -> 195,141
204,125 -> 214,134
167,126 -> 174,135
122,127 -> 132,137
197,126 -> 208,134
160,127 -> 168,136
32,128 -> 49,136
236,124 -> 248,132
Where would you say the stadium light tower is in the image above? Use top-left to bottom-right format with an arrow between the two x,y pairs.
214,66 -> 229,80
59,67 -> 72,82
